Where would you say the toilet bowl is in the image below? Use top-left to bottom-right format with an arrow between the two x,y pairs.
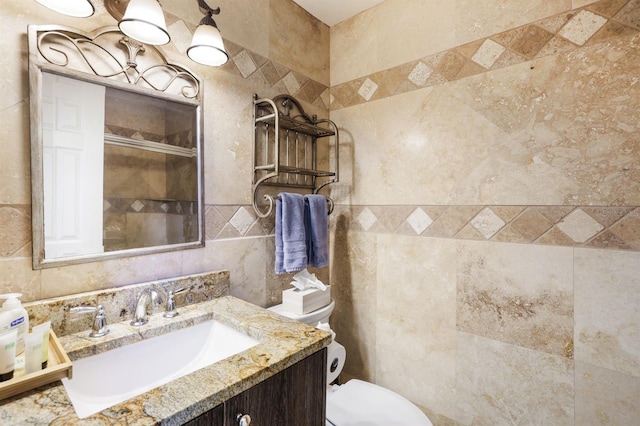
268,300 -> 433,426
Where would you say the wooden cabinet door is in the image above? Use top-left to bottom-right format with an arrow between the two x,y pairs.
224,349 -> 327,426
183,403 -> 224,425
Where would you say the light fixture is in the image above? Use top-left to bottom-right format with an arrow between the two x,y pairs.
118,0 -> 170,46
187,0 -> 229,67
35,0 -> 95,18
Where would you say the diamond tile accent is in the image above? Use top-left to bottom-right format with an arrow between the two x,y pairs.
406,208 -> 433,234
320,88 -> 334,108
358,78 -> 379,101
282,72 -> 301,95
559,10 -> 608,45
233,50 -> 258,78
556,208 -> 604,243
471,39 -> 506,69
103,199 -> 111,212
160,203 -> 169,213
408,62 -> 434,86
230,207 -> 255,235
176,203 -> 183,214
131,200 -> 144,212
470,207 -> 507,239
357,207 -> 378,231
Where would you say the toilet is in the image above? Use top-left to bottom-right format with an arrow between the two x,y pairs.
268,300 -> 433,426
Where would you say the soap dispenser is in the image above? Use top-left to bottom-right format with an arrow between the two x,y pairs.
0,293 -> 30,355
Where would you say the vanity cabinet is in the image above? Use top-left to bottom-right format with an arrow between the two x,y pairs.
185,348 -> 327,426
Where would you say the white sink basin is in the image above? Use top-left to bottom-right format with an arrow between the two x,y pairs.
62,319 -> 259,418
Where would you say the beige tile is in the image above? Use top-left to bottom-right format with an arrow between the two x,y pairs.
163,0 -> 270,58
559,10 -> 608,45
469,207 -> 506,239
586,229 -> 633,250
330,7 -> 379,86
435,50 -> 468,81
0,101 -> 31,205
492,223 -> 531,244
0,205 -> 31,257
574,248 -> 640,376
376,0 -> 458,73
587,19 -> 640,45
377,235 -> 457,327
331,299 -> 376,382
454,0 -> 572,43
330,231 -> 377,305
425,206 -> 482,238
456,332 -> 574,425
329,229 -> 377,381
0,258 -> 41,302
556,208 -> 604,243
573,0 -> 601,8
535,13 -> 573,33
376,316 -> 457,419
535,34 -> 580,58
537,225 -> 581,246
587,0 -> 631,18
608,208 -> 640,250
614,0 -> 640,29
575,361 -> 640,424
471,39 -> 506,69
457,241 -> 574,357
509,208 -> 554,242
269,0 -> 329,86
510,25 -> 555,59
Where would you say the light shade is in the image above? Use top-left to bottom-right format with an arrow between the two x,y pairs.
187,24 -> 229,67
35,0 -> 95,17
119,0 -> 170,46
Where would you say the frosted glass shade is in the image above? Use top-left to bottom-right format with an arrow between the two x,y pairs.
187,25 -> 229,67
35,0 -> 95,17
119,0 -> 170,46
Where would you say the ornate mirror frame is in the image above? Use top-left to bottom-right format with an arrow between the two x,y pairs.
28,24 -> 205,269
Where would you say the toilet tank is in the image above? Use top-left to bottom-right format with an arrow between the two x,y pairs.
268,299 -> 335,325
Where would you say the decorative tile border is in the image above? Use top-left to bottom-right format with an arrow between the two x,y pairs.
329,0 -> 640,110
217,39 -> 330,109
3,201 -> 639,259
104,198 -> 196,216
330,204 -> 640,251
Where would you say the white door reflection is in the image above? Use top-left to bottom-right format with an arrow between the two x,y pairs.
42,72 -> 105,259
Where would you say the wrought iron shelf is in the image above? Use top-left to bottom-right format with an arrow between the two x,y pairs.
252,94 -> 339,218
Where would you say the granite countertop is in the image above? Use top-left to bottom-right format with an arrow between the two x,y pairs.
0,296 -> 331,425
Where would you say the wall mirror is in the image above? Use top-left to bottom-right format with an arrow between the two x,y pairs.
28,25 -> 205,269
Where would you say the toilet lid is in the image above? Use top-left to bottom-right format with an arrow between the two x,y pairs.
326,379 -> 432,426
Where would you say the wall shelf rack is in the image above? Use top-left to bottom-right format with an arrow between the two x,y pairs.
252,94 -> 339,218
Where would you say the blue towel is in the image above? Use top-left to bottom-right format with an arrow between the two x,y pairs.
305,194 -> 329,268
275,193 -> 307,274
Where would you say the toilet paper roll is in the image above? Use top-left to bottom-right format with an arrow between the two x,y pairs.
326,341 -> 346,384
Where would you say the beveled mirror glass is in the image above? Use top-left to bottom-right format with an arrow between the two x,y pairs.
29,25 -> 204,269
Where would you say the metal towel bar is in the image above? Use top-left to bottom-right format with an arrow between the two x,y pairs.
261,194 -> 335,216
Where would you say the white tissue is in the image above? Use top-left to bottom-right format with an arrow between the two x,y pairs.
316,321 -> 335,342
290,268 -> 327,291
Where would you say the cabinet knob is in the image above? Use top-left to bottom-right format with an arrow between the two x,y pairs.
236,413 -> 251,426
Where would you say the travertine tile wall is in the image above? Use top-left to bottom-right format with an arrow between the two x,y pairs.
329,0 -> 640,424
1,0 -> 639,424
0,0 -> 329,306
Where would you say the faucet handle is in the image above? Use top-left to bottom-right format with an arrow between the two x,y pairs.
70,304 -> 110,338
163,287 -> 189,318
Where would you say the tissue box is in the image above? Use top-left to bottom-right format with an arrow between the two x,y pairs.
282,286 -> 331,315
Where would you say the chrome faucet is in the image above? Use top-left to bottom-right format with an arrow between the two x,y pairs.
163,286 -> 191,318
70,304 -> 110,338
131,287 -> 164,326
